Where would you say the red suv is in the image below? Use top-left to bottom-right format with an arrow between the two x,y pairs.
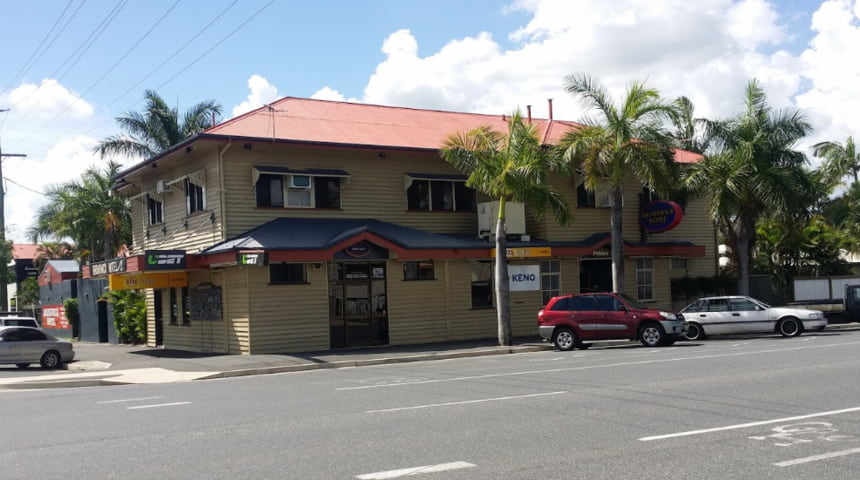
537,292 -> 687,351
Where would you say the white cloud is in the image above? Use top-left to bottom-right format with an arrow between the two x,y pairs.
6,78 -> 94,120
4,135 -> 100,241
309,87 -> 360,103
231,74 -> 280,117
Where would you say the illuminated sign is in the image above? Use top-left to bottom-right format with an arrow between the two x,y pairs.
237,252 -> 267,266
109,272 -> 188,291
640,201 -> 683,233
491,247 -> 552,258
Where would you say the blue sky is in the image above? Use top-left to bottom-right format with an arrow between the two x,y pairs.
0,0 -> 858,241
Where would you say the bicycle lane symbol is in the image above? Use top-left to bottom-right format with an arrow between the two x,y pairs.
749,421 -> 855,447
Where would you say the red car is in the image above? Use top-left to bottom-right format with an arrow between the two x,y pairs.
537,292 -> 688,351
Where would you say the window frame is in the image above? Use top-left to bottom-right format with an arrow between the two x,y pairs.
402,260 -> 435,281
255,172 -> 342,209
635,257 -> 654,301
185,178 -> 206,215
470,261 -> 494,309
540,260 -> 560,306
406,177 -> 476,212
147,194 -> 164,225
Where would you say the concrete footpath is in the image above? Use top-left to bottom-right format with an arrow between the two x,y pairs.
0,337 -> 554,390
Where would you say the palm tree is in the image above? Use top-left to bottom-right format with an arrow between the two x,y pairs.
670,96 -> 709,154
687,79 -> 815,295
28,161 -> 131,262
557,73 -> 677,294
94,89 -> 221,159
441,111 -> 571,346
814,136 -> 859,187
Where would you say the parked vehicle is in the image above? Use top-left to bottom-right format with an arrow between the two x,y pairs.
789,282 -> 860,324
679,296 -> 827,340
0,326 -> 75,369
0,315 -> 41,328
537,292 -> 687,351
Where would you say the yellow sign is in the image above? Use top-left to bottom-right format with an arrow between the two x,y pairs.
109,272 -> 188,291
491,247 -> 552,258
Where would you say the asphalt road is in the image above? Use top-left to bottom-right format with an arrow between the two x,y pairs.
2,330 -> 860,479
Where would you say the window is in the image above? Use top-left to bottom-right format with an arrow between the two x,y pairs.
169,288 -> 178,325
407,179 -> 476,212
185,178 -> 205,214
540,260 -> 560,305
729,298 -> 757,312
470,262 -> 493,308
403,260 -> 435,280
671,257 -> 687,270
707,298 -> 729,312
147,194 -> 163,225
576,181 -> 611,207
255,173 -> 341,209
182,286 -> 191,325
270,263 -> 308,284
636,257 -> 654,301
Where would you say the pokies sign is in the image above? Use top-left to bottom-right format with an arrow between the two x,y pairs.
640,201 -> 683,233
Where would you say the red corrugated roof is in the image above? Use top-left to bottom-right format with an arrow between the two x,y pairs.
12,244 -> 38,260
205,97 -> 701,163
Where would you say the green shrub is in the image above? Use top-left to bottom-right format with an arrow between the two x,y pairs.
103,290 -> 146,344
63,298 -> 80,338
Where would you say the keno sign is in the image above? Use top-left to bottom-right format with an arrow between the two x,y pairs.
508,265 -> 540,292
640,200 -> 683,233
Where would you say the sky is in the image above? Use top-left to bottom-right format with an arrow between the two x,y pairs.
0,0 -> 858,242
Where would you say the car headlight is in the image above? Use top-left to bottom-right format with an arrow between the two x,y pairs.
807,312 -> 823,319
660,312 -> 677,320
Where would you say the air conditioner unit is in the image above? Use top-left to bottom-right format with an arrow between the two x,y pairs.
155,180 -> 170,194
477,201 -> 526,238
289,175 -> 312,189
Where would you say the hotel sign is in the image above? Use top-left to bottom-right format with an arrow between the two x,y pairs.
640,200 -> 683,233
91,257 -> 127,276
491,247 -> 552,258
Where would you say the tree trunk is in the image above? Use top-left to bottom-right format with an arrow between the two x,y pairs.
610,185 -> 625,294
735,217 -> 754,296
495,199 -> 512,346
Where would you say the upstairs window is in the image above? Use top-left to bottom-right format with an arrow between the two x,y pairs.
405,173 -> 476,212
254,166 -> 346,209
147,194 -> 163,225
185,178 -> 205,214
576,181 -> 612,208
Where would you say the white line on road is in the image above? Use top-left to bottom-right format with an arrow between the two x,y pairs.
774,447 -> 860,467
97,396 -> 163,404
126,402 -> 191,410
337,340 -> 860,391
367,391 -> 566,413
639,406 -> 860,441
356,461 -> 476,479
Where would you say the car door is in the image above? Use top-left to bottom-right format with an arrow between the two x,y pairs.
596,294 -> 636,338
702,298 -> 734,335
0,328 -> 22,362
728,297 -> 768,333
570,296 -> 602,340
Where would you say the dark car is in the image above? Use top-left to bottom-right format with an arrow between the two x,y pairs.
537,292 -> 688,351
0,326 -> 75,369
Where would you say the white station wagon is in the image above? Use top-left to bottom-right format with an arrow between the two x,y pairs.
680,296 -> 827,340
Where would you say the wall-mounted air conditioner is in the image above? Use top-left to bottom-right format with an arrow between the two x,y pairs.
155,180 -> 170,194
477,201 -> 526,239
289,175 -> 312,189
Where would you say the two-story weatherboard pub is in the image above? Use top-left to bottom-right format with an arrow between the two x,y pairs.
82,97 -> 716,354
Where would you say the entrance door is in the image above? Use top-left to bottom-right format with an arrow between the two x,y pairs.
580,259 -> 612,293
329,262 -> 389,348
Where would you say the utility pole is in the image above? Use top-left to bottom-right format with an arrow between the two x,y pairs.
0,108 -> 27,311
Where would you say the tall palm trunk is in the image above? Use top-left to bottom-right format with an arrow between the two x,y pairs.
610,185 -> 625,293
495,199 -> 512,346
735,216 -> 755,296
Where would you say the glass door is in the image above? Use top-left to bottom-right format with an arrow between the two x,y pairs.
329,262 -> 388,348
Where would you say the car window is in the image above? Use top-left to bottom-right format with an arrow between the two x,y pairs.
729,298 -> 758,312
550,297 -> 571,311
3,319 -> 38,327
0,329 -> 23,341
593,295 -> 614,311
707,299 -> 730,312
683,300 -> 704,313
578,296 -> 596,311
20,329 -> 47,341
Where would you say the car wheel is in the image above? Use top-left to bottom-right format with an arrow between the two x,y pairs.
685,322 -> 705,341
640,323 -> 666,347
777,317 -> 802,337
553,327 -> 577,352
40,350 -> 62,369
15,363 -> 30,369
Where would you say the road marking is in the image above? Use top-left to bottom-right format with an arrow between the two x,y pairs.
774,447 -> 860,467
367,391 -> 566,413
126,402 -> 191,410
639,406 -> 860,441
97,396 -> 163,404
338,340 -> 860,391
356,461 -> 476,479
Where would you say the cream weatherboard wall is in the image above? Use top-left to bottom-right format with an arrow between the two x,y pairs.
220,144 -> 481,238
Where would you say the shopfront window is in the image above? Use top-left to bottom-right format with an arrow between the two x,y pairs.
471,261 -> 493,308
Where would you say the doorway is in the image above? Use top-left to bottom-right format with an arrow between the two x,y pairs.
580,259 -> 612,293
328,262 -> 389,348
